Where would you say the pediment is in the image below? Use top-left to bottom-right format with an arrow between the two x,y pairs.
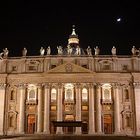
47,63 -> 92,73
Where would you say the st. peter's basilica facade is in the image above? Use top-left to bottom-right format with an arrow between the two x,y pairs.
0,27 -> 140,136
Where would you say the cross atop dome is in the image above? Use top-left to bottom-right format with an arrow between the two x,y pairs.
68,25 -> 79,45
71,25 -> 76,35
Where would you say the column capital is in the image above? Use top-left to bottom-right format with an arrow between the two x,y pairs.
75,83 -> 81,88
112,83 -> 121,89
44,83 -> 51,89
37,83 -> 43,89
0,83 -> 6,89
95,83 -> 102,88
133,82 -> 140,88
57,83 -> 63,89
87,83 -> 95,88
17,83 -> 27,89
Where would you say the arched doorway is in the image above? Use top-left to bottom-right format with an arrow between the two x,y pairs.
27,114 -> 36,134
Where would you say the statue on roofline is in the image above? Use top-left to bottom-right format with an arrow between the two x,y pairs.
47,46 -> 51,55
0,52 -> 4,59
131,46 -> 136,55
22,47 -> 27,57
86,46 -> 92,56
57,46 -> 63,55
75,45 -> 81,55
67,44 -> 73,55
3,48 -> 9,58
131,46 -> 140,55
40,47 -> 45,56
111,46 -> 116,55
94,46 -> 100,55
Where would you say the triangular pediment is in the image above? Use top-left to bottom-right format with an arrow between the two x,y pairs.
47,62 -> 92,73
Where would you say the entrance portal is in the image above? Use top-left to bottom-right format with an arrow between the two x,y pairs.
27,114 -> 36,134
103,114 -> 113,134
63,115 -> 75,134
63,125 -> 75,134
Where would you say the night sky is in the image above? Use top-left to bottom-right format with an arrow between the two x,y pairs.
0,1 -> 140,56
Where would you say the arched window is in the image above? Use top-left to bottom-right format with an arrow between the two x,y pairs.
27,84 -> 37,101
29,90 -> 35,100
51,88 -> 57,102
102,83 -> 112,100
65,89 -> 73,101
82,88 -> 88,101
64,83 -> 74,101
104,89 -> 110,99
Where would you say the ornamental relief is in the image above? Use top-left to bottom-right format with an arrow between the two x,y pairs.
9,104 -> 16,111
47,62 -> 92,73
98,59 -> 114,71
133,82 -> 140,88
0,83 -> 6,89
0,77 -> 6,83
26,60 -> 41,65
26,59 -> 42,72
65,63 -> 73,72
7,61 -> 22,73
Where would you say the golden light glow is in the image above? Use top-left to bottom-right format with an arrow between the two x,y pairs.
68,38 -> 79,44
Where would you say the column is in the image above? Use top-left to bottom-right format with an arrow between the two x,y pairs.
114,84 -> 121,134
37,84 -> 43,133
96,84 -> 102,134
18,84 -> 26,134
56,83 -> 63,134
75,83 -> 81,134
88,83 -> 95,134
133,83 -> 140,136
0,84 -> 6,135
43,84 -> 50,134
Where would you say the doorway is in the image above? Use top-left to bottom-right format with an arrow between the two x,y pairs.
27,114 -> 36,134
82,121 -> 88,134
63,126 -> 74,134
63,115 -> 75,134
103,114 -> 113,134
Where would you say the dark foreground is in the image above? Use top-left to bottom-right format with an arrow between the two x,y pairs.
0,135 -> 140,140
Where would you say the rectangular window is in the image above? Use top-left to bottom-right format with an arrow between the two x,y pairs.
51,105 -> 57,111
12,66 -> 17,71
82,106 -> 88,111
28,66 -> 37,71
103,64 -> 111,70
82,65 -> 87,68
51,65 -> 56,69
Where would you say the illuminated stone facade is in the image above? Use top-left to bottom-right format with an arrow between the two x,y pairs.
0,27 -> 140,136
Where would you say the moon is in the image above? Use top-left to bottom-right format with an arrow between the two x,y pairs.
117,18 -> 121,22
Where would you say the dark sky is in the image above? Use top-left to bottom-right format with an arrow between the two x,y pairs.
0,1 -> 140,56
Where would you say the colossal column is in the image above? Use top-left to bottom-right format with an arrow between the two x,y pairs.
75,83 -> 81,134
56,83 -> 63,134
37,84 -> 43,133
18,84 -> 26,134
88,83 -> 95,134
43,84 -> 50,134
0,84 -> 6,135
114,84 -> 121,134
133,82 -> 140,136
96,84 -> 102,134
